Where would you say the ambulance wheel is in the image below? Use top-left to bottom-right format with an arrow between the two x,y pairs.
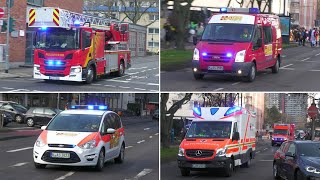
272,57 -> 280,73
180,168 -> 190,176
34,162 -> 46,169
85,65 -> 95,84
115,143 -> 125,163
95,149 -> 105,171
224,159 -> 234,177
243,63 -> 256,82
116,61 -> 125,77
193,73 -> 204,80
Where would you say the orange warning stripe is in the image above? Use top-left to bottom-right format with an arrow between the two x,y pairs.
29,9 -> 36,26
53,8 -> 60,26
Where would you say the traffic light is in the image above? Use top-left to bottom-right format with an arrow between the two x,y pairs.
8,17 -> 15,33
1,20 -> 7,32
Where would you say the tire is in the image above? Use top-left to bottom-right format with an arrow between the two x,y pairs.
34,162 -> 46,169
114,144 -> 125,163
26,118 -> 34,127
15,115 -> 23,124
272,57 -> 280,73
243,63 -> 256,82
116,61 -> 125,77
85,65 -> 95,84
273,163 -> 280,180
295,169 -> 306,180
95,149 -> 105,171
225,159 -> 234,177
180,168 -> 190,176
193,73 -> 204,80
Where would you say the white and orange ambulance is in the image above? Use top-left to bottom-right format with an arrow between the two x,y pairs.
33,105 -> 125,171
177,106 -> 256,177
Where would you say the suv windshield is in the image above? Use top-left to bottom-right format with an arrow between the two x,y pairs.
273,129 -> 288,135
47,114 -> 101,132
202,23 -> 254,42
186,121 -> 232,138
36,28 -> 80,51
298,143 -> 320,157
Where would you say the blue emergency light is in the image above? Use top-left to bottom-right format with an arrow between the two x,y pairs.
74,20 -> 81,26
219,7 -> 260,14
249,8 -> 260,14
210,108 -> 219,115
224,106 -> 242,116
69,105 -> 109,110
202,52 -> 208,56
40,26 -> 48,31
220,7 -> 228,13
45,60 -> 64,66
226,53 -> 232,58
193,107 -> 202,117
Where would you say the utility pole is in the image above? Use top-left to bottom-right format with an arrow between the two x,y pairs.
5,0 -> 10,73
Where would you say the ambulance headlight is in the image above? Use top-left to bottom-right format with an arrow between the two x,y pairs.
235,50 -> 246,62
216,148 -> 227,157
79,139 -> 96,149
193,48 -> 200,61
35,138 -> 46,147
178,148 -> 185,156
70,67 -> 82,73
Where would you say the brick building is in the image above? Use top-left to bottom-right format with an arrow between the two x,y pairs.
0,0 -> 83,68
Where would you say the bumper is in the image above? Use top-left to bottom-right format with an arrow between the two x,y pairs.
192,60 -> 252,77
33,65 -> 84,82
272,140 -> 285,144
33,145 -> 100,166
177,156 -> 230,169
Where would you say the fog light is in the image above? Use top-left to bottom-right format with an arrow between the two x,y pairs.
193,68 -> 197,72
237,70 -> 242,74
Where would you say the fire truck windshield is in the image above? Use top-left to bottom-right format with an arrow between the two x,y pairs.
186,121 -> 232,138
273,129 -> 288,135
36,28 -> 80,51
201,23 -> 254,42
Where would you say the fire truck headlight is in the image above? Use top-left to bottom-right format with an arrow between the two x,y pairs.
34,65 -> 40,72
193,48 -> 200,61
216,148 -> 227,157
178,148 -> 185,156
70,67 -> 82,74
235,50 -> 246,62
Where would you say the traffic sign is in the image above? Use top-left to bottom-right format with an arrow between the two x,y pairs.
308,104 -> 318,119
0,8 -> 4,18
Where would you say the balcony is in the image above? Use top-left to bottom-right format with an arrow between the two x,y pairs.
27,0 -> 44,7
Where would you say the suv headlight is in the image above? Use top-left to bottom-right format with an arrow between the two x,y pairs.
235,50 -> 246,62
306,166 -> 320,174
178,148 -> 185,156
216,148 -> 228,157
193,48 -> 200,61
35,138 -> 46,147
79,139 -> 96,149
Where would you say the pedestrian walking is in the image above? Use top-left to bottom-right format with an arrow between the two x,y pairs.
311,28 -> 317,47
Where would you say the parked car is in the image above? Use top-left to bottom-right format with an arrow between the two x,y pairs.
0,110 -> 13,127
0,101 -> 28,123
152,109 -> 159,120
273,140 -> 320,180
24,107 -> 61,127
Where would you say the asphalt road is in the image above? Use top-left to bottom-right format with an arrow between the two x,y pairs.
161,140 -> 277,180
0,56 -> 159,92
0,117 -> 159,180
161,46 -> 320,91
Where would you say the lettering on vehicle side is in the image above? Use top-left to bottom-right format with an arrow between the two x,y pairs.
264,44 -> 273,56
220,16 -> 243,21
56,132 -> 78,136
46,53 -> 65,57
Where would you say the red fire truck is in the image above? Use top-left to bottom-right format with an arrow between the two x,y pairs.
28,7 -> 133,83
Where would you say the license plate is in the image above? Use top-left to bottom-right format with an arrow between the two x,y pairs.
50,152 -> 70,158
208,66 -> 224,71
49,76 -> 60,80
192,164 -> 206,168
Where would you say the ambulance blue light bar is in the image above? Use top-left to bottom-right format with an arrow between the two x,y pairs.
70,105 -> 108,110
220,8 -> 260,14
193,107 -> 202,117
224,106 -> 242,116
210,108 -> 219,115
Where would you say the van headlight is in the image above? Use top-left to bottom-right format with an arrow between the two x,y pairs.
216,148 -> 227,157
178,148 -> 185,156
35,138 -> 46,147
306,166 -> 320,174
193,48 -> 200,61
235,50 -> 246,62
70,67 -> 82,74
79,139 -> 96,149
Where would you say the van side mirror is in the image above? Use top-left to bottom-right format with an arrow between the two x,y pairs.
41,126 -> 47,130
106,128 -> 116,134
232,132 -> 240,141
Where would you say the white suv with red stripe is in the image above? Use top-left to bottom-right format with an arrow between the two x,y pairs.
33,105 -> 125,171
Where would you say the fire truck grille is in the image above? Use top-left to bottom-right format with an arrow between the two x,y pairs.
203,53 -> 232,62
186,149 -> 214,158
48,144 -> 75,148
41,150 -> 81,163
45,66 -> 66,71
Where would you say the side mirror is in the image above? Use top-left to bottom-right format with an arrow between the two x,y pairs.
257,38 -> 263,47
106,128 -> 116,134
41,126 -> 47,130
9,108 -> 14,111
232,132 -> 240,141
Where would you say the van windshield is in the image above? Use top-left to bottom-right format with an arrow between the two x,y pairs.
201,23 -> 254,42
186,121 -> 232,138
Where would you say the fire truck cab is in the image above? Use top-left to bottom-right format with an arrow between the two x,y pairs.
192,8 -> 282,82
29,8 -> 131,83
178,107 -> 256,177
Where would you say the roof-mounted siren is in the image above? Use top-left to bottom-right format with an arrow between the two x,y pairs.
224,106 -> 242,117
193,107 -> 202,119
220,7 -> 260,14
70,105 -> 108,110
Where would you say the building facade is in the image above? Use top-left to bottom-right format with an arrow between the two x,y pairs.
290,0 -> 318,30
265,93 -> 281,109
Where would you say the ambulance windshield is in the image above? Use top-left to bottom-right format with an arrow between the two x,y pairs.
186,121 -> 232,138
273,129 -> 288,135
201,23 -> 254,42
36,28 -> 80,51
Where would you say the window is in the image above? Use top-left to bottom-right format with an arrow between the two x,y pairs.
44,108 -> 55,115
253,26 -> 262,46
233,122 -> 238,133
112,113 -> 122,129
27,0 -> 43,6
33,108 -> 43,114
287,143 -> 296,155
148,42 -> 159,47
2,104 -> 13,110
149,14 -> 159,21
148,28 -> 159,34
263,26 -> 272,44
82,31 -> 91,48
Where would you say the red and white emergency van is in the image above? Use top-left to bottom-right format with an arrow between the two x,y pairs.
271,123 -> 295,146
178,106 -> 256,177
192,8 -> 282,82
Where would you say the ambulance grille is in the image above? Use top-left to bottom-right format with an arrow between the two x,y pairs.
203,53 -> 232,62
41,150 -> 81,163
186,149 -> 214,158
48,144 -> 75,148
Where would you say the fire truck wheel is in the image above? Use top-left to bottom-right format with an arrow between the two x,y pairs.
116,61 -> 125,77
193,73 -> 204,80
224,159 -> 234,177
271,57 -> 280,73
85,65 -> 95,84
243,63 -> 256,82
180,168 -> 190,176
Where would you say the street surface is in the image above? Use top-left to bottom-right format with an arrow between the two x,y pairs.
161,46 -> 320,91
0,117 -> 159,180
161,140 -> 276,180
0,56 -> 159,92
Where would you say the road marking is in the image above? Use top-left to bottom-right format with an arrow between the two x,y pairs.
10,89 -> 30,92
109,79 -> 129,83
153,68 -> 158,70
7,147 -> 33,153
125,146 -> 133,149
133,169 -> 153,179
134,88 -> 146,91
104,85 -> 116,87
129,67 -> 148,70
309,70 -> 320,72
256,151 -> 260,154
144,128 -> 150,130
280,64 -> 293,69
147,83 -> 159,86
92,83 -> 102,86
192,175 -> 200,179
316,53 -> 320,56
259,160 -> 273,162
127,72 -> 139,75
214,88 -> 224,91
11,162 -> 29,167
55,171 -> 75,180
264,148 -> 268,150
140,70 -> 146,73
137,140 -> 145,144
232,82 -> 240,86
301,57 -> 310,61
155,133 -> 159,136
149,90 -> 158,92
2,87 -> 14,90
280,68 -> 295,70
119,86 -> 131,89
8,127 -> 34,130
155,74 -> 159,77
